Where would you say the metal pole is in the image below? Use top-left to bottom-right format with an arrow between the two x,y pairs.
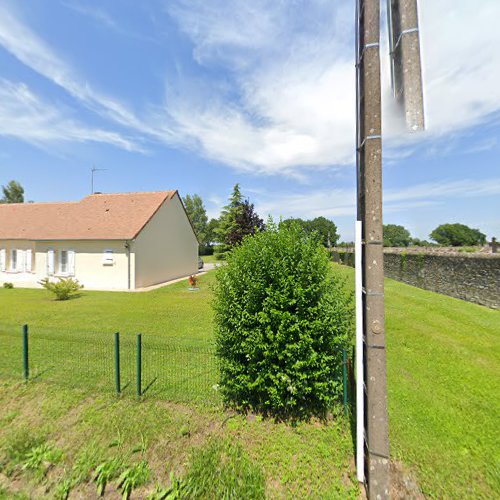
23,324 -> 29,381
136,334 -> 142,397
114,332 -> 121,395
356,0 -> 390,497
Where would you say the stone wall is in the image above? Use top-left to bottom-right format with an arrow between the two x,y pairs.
332,250 -> 500,309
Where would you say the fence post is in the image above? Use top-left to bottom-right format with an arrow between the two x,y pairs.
22,324 -> 29,381
136,334 -> 142,397
114,332 -> 121,395
342,348 -> 348,416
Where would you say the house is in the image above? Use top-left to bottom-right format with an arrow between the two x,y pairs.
0,191 -> 198,290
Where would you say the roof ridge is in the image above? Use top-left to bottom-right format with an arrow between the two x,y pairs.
0,200 -> 79,207
86,190 -> 176,197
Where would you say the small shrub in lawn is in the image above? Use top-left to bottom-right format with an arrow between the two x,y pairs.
3,282 -> 14,289
39,277 -> 83,300
213,220 -> 353,418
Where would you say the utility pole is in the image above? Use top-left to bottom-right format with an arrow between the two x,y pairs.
356,0 -> 390,497
90,166 -> 107,194
355,0 -> 424,497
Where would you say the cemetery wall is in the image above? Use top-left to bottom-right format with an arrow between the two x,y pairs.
332,250 -> 500,309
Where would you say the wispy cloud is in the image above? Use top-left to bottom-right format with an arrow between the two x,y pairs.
161,0 -> 500,175
1,0 -> 499,176
251,178 -> 500,221
0,2 -> 153,138
0,79 -> 142,151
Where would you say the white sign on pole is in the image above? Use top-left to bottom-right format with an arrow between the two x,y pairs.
355,220 -> 364,482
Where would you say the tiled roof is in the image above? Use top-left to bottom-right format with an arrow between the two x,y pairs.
0,191 -> 177,240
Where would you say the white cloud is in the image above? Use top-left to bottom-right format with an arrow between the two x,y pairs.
162,0 -> 500,175
1,0 -> 499,175
0,80 -> 142,151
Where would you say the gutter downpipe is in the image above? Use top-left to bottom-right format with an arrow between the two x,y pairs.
125,241 -> 131,290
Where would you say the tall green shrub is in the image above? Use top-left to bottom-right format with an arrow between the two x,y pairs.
213,221 -> 353,418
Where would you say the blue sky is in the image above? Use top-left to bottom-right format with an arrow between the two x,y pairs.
0,0 -> 498,242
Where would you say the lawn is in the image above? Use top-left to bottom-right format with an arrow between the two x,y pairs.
0,272 -> 358,499
0,267 -> 498,498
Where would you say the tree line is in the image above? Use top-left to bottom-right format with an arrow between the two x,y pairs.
183,184 -> 340,258
383,223 -> 487,247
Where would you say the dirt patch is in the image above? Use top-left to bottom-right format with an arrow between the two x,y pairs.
390,460 -> 425,499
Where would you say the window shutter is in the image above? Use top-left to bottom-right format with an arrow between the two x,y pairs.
18,250 -> 25,272
26,249 -> 32,272
0,249 -> 5,272
68,250 -> 75,275
47,249 -> 55,275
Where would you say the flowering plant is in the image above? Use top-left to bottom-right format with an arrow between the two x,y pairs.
188,275 -> 199,288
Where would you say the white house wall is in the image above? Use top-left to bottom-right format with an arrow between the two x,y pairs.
133,194 -> 198,288
0,240 -> 131,290
0,240 -> 35,286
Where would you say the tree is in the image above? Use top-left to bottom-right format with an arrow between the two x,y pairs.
183,194 -> 208,239
383,224 -> 412,247
308,217 -> 339,248
227,200 -> 264,246
1,180 -> 24,203
202,218 -> 220,255
214,184 -> 264,259
212,220 -> 353,418
183,194 -> 211,253
430,223 -> 486,246
281,217 -> 339,247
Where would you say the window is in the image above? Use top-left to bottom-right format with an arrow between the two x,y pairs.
10,250 -> 17,271
103,249 -> 114,265
60,250 -> 68,274
8,249 -> 26,272
58,250 -> 75,276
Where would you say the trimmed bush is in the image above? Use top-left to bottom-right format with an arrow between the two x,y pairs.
213,221 -> 353,418
39,277 -> 83,300
3,282 -> 14,289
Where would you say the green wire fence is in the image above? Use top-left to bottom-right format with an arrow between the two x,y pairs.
0,324 -> 351,412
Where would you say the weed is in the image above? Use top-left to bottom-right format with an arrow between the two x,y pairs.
131,432 -> 148,454
147,472 -> 187,499
182,438 -> 265,499
108,426 -> 124,449
54,477 -> 74,500
22,443 -> 62,480
94,458 -> 122,496
117,460 -> 149,499
72,444 -> 103,483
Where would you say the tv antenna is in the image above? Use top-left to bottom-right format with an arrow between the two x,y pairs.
90,166 -> 107,194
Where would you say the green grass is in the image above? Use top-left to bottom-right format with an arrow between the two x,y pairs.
0,272 -> 358,498
385,276 -> 500,498
200,254 -> 217,264
0,268 -> 498,498
0,276 -> 219,402
333,264 -> 500,498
